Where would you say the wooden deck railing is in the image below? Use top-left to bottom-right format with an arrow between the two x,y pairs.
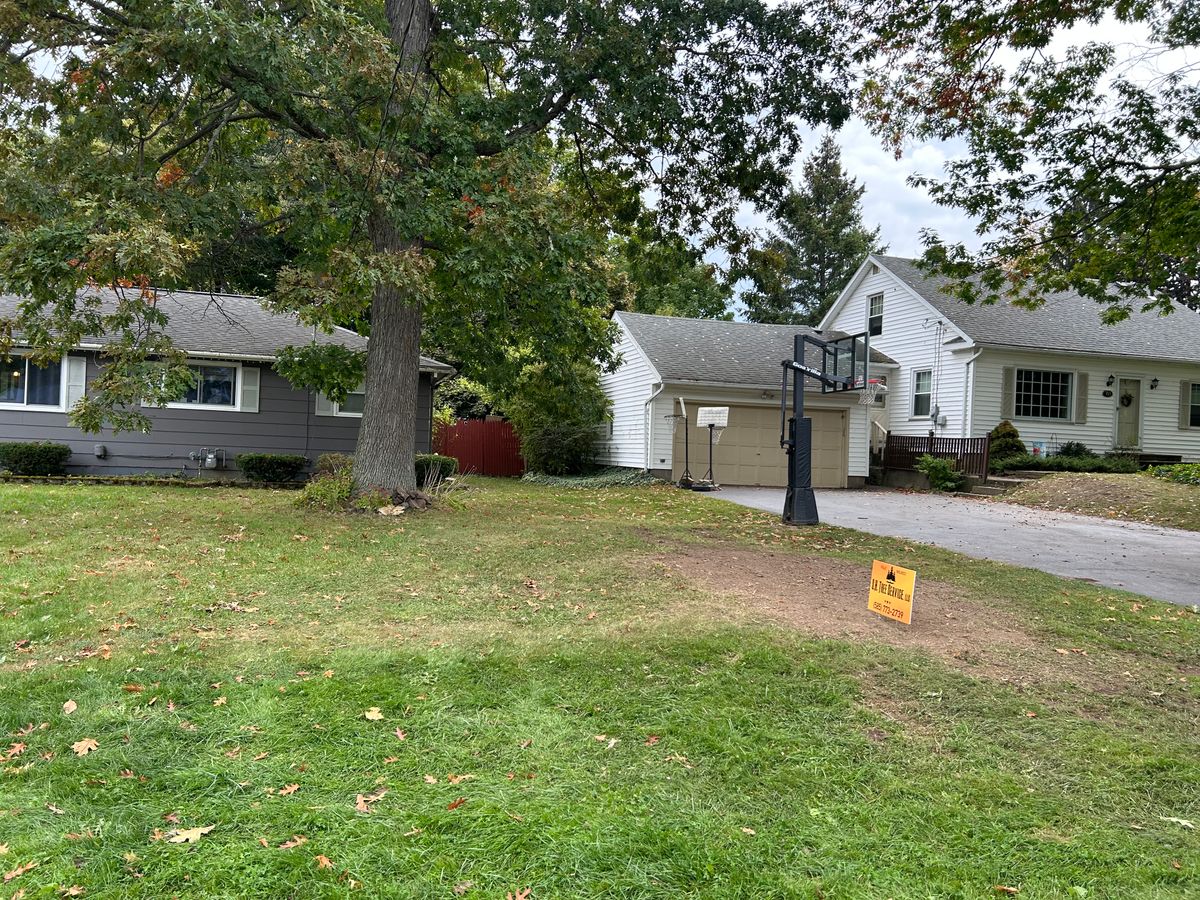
883,433 -> 991,481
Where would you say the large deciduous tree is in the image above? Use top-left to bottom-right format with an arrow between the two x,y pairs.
0,0 -> 853,492
859,0 -> 1200,319
739,133 -> 881,325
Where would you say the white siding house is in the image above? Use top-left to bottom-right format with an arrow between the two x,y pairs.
597,312 -> 896,487
822,256 -> 1200,461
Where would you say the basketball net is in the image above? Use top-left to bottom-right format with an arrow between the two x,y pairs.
711,425 -> 726,444
859,379 -> 888,406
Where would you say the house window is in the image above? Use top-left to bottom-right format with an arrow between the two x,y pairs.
1191,383 -> 1200,427
0,356 -> 64,409
868,293 -> 884,336
333,384 -> 366,417
168,362 -> 241,410
1015,369 -> 1072,420
912,369 -> 932,417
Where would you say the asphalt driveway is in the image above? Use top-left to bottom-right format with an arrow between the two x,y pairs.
713,487 -> 1198,607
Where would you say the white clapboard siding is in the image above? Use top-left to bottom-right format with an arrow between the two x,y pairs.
595,319 -> 658,468
972,349 -> 1200,460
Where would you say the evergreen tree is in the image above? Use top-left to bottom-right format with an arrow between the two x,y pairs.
740,135 -> 883,325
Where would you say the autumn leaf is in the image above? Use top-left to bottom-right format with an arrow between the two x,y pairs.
3,860 -> 38,883
314,854 -> 333,870
72,738 -> 99,757
63,700 -> 78,715
163,812 -> 181,824
447,797 -> 467,810
403,827 -> 422,837
447,773 -> 474,785
278,835 -> 308,850
355,788 -> 387,813
506,889 -> 531,900
519,739 -> 532,749
363,707 -> 384,721
644,735 -> 660,746
0,844 -> 7,855
1160,816 -> 1195,829
994,887 -> 1020,895
122,684 -> 144,693
46,803 -> 65,815
212,697 -> 227,707
423,774 -> 438,784
393,728 -> 407,741
278,783 -> 299,796
453,882 -> 473,895
253,752 -> 269,761
741,827 -> 756,835
167,825 -> 214,844
60,886 -> 85,897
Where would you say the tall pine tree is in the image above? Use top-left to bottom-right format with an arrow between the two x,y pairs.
740,134 -> 882,325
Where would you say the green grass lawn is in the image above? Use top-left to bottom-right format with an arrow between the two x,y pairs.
1006,472 -> 1200,531
1,480 -> 1198,898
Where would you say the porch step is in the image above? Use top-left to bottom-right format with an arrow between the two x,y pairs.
965,484 -> 1013,497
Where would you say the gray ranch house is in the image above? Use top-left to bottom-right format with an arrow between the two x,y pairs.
0,288 -> 453,476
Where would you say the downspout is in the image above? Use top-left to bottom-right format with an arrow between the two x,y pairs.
643,382 -> 665,471
963,348 -> 984,437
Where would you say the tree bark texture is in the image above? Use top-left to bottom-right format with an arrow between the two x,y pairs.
352,0 -> 434,494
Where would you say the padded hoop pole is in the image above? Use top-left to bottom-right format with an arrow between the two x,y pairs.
782,333 -> 820,526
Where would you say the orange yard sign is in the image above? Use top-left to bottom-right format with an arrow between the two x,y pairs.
868,560 -> 916,625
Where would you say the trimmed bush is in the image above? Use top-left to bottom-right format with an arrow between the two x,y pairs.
415,453 -> 458,488
296,467 -> 354,509
988,420 -> 1025,459
991,453 -> 1140,474
0,441 -> 72,476
236,453 -> 308,482
1148,463 -> 1200,486
915,454 -> 965,492
315,452 -> 353,475
1056,440 -> 1091,458
502,363 -> 610,476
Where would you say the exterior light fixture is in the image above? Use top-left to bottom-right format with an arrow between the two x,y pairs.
1150,377 -> 1159,390
1105,374 -> 1115,387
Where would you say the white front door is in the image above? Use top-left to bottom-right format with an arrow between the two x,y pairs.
1115,378 -> 1142,449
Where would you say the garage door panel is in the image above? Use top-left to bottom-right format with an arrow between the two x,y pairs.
671,404 -> 846,488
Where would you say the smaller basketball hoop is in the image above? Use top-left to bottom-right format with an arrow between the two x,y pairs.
666,413 -> 686,435
859,379 -> 888,406
710,424 -> 726,444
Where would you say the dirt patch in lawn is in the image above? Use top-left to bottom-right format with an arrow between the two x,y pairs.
658,546 -> 1118,690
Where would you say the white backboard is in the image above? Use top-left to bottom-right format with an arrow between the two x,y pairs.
696,406 -> 729,428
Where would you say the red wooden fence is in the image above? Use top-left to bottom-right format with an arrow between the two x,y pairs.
435,419 -> 524,477
884,433 -> 991,481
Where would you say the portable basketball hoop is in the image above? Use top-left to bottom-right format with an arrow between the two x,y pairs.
859,378 -> 888,406
692,407 -> 729,491
668,401 -> 694,488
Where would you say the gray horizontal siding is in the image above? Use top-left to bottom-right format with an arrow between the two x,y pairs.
0,352 -> 434,474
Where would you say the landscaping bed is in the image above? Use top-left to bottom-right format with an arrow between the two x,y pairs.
1,480 -> 1197,896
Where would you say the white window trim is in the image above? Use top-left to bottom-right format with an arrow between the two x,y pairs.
165,359 -> 244,412
1014,367 -> 1073,422
330,398 -> 364,418
0,352 -> 69,412
911,369 -> 932,419
868,293 -> 884,336
1190,382 -> 1200,429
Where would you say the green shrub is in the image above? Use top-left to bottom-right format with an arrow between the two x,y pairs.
501,363 -> 610,476
1148,463 -> 1200,486
991,453 -> 1140,474
236,453 -> 309,482
521,467 -> 660,489
415,453 -> 458,488
1056,441 -> 1091,458
296,466 -> 354,509
315,452 -> 352,475
0,441 -> 72,476
988,420 -> 1025,458
915,454 -> 965,491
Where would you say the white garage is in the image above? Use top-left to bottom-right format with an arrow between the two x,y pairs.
597,312 -> 895,488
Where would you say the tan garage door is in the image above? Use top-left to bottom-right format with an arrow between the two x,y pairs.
671,405 -> 847,488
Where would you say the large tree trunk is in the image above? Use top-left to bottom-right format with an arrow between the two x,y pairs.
350,0 -> 434,494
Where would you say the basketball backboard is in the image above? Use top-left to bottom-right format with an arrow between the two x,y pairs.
820,332 -> 869,393
696,406 -> 729,427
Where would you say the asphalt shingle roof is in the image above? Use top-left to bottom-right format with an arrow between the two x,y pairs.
616,311 -> 894,390
0,288 -> 454,373
876,255 -> 1200,364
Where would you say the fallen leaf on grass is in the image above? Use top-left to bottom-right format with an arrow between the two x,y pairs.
403,826 -> 422,837
278,835 -> 308,850
3,860 -> 38,883
453,882 -> 472,895
355,789 -> 387,813
423,774 -> 438,784
1160,816 -> 1195,829
644,735 -> 660,746
0,844 -> 7,855
393,728 -> 407,741
994,887 -> 1020,895
212,697 -> 227,707
363,707 -> 384,721
1024,712 -> 1038,719
167,825 -> 214,844
278,783 -> 299,796
123,684 -> 144,693
46,803 -> 65,815
72,738 -> 99,757
740,827 -> 756,836
447,797 -> 467,810
506,890 -> 531,900
383,756 -> 400,764
163,812 -> 181,824
258,838 -> 269,847
253,752 -> 269,761
314,855 -> 333,870
63,700 -> 77,715
447,773 -> 474,785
